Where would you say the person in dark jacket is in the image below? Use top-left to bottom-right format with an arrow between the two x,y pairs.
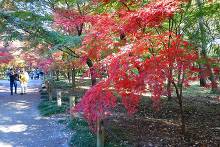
8,69 -> 19,95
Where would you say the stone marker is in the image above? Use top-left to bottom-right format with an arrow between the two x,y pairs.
69,96 -> 76,108
57,90 -> 62,107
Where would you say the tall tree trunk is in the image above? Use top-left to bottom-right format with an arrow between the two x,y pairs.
62,70 -> 68,79
172,81 -> 185,135
67,69 -> 71,83
167,80 -> 172,100
177,95 -> 185,135
49,71 -> 53,78
86,58 -> 97,86
56,70 -> 59,81
206,60 -> 218,92
209,70 -> 218,92
71,68 -> 76,89
196,0 -> 218,92
199,64 -> 207,86
53,70 -> 56,78
167,19 -> 173,100
196,0 -> 207,87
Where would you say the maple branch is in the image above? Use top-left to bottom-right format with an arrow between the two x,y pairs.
44,39 -> 80,58
121,2 -> 130,11
154,28 -> 166,48
179,69 -> 185,98
76,2 -> 83,16
172,80 -> 180,98
175,12 -> 183,35
57,48 -> 72,55
176,0 -> 192,34
64,0 -> 70,8
203,20 -> 215,40
168,18 -> 172,48
63,46 -> 80,58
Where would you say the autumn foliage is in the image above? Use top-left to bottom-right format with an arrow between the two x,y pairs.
54,0 -> 202,123
0,50 -> 13,64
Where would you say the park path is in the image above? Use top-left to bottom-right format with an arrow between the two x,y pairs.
0,80 -> 70,147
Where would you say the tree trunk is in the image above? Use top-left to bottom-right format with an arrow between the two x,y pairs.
167,68 -> 173,100
172,81 -> 186,135
48,81 -> 53,101
97,119 -> 104,147
209,71 -> 218,93
199,64 -> 207,86
196,0 -> 208,87
86,58 -> 97,86
167,80 -> 172,100
206,61 -> 218,92
49,71 -> 53,78
177,95 -> 185,135
53,70 -> 56,78
67,69 -> 71,83
56,70 -> 59,81
62,70 -> 68,79
71,68 -> 76,89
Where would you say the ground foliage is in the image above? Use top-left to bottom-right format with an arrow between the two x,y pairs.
104,93 -> 220,146
40,78 -> 220,146
38,89 -> 69,116
38,100 -> 69,116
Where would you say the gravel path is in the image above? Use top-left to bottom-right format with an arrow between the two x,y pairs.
0,80 -> 70,147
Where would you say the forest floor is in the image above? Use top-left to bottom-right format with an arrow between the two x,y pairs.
103,84 -> 220,146
0,79 -> 71,147
71,78 -> 220,146
104,94 -> 220,146
38,77 -> 220,146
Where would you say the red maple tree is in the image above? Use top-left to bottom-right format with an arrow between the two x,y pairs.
55,0 -> 202,134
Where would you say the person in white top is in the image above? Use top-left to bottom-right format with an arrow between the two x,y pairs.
19,68 -> 29,94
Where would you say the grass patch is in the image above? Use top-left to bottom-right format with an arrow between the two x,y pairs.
54,80 -> 72,90
183,84 -> 219,97
69,117 -> 96,147
39,90 -> 49,99
38,100 -> 69,116
68,117 -> 123,147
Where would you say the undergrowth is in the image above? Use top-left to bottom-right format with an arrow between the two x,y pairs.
38,100 -> 69,116
68,117 -> 125,147
68,117 -> 96,147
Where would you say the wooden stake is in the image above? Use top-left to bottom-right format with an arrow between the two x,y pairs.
69,96 -> 76,108
97,119 -> 104,147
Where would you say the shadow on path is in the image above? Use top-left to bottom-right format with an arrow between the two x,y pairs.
0,80 -> 70,147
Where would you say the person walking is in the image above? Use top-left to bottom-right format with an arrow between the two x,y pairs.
8,68 -> 19,95
19,68 -> 29,94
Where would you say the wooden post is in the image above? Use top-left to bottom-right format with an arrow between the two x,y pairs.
41,83 -> 47,92
97,119 -> 104,147
57,90 -> 62,107
69,96 -> 76,108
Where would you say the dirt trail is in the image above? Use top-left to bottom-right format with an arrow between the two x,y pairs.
0,80 -> 70,147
